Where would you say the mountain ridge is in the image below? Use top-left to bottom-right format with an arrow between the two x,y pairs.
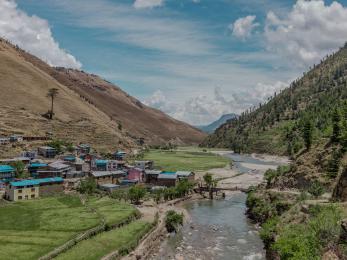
0,38 -> 206,154
197,113 -> 238,133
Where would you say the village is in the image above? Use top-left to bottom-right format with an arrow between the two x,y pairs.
0,135 -> 196,202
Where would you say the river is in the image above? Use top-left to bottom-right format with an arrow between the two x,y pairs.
153,153 -> 287,260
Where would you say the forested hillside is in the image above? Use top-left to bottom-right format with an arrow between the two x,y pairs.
202,43 -> 347,157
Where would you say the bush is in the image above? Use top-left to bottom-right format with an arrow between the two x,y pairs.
308,181 -> 325,198
78,178 -> 96,194
128,185 -> 146,204
273,205 -> 342,259
260,217 -> 279,247
165,210 -> 183,233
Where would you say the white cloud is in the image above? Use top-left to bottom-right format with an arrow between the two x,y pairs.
144,81 -> 289,125
0,0 -> 81,68
265,0 -> 347,67
133,0 -> 164,9
230,15 -> 259,40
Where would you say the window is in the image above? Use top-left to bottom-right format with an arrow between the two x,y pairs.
18,196 -> 22,200
31,188 -> 35,192
31,194 -> 35,198
18,189 -> 22,193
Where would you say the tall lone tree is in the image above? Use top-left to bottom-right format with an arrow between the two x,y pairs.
47,88 -> 59,119
303,120 -> 313,150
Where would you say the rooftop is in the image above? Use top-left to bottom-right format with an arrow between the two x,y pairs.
145,170 -> 161,175
91,171 -> 125,178
158,172 -> 177,180
95,159 -> 108,165
29,163 -> 48,168
0,165 -> 15,173
10,177 -> 64,187
39,146 -> 56,150
176,171 -> 194,177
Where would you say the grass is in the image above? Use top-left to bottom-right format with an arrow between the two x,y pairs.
56,220 -> 152,260
143,149 -> 230,171
0,195 -> 137,260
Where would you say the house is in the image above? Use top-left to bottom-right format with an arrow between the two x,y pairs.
38,146 -> 56,158
176,171 -> 195,182
120,179 -> 138,186
0,138 -> 10,145
5,179 -> 39,201
127,167 -> 144,182
113,151 -> 127,161
144,170 -> 161,184
0,157 -> 31,165
5,177 -> 64,201
157,172 -> 178,187
90,171 -> 125,185
78,144 -> 91,154
36,161 -> 71,178
28,162 -> 48,176
134,160 -> 154,170
10,135 -> 23,142
37,177 -> 64,196
0,165 -> 15,180
21,151 -> 37,160
99,183 -> 120,193
91,159 -> 125,171
0,181 -> 5,198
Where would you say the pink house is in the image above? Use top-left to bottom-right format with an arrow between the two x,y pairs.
127,167 -> 144,182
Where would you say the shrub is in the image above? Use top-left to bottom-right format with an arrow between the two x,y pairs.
78,178 -> 96,194
128,185 -> 146,204
260,217 -> 279,247
165,210 -> 183,233
308,181 -> 325,198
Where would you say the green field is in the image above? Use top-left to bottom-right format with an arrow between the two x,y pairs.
56,220 -> 152,260
143,149 -> 230,171
0,195 -> 137,260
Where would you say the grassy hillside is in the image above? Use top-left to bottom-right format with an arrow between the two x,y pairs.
0,37 -> 205,152
202,43 -> 347,156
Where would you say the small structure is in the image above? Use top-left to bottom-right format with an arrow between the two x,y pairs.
113,151 -> 127,161
28,162 -> 48,176
157,172 -> 178,187
21,151 -> 37,160
0,181 -> 5,198
0,138 -> 10,145
0,157 -> 31,165
90,171 -> 125,185
91,159 -> 125,171
94,159 -> 108,171
10,135 -> 23,142
144,170 -> 161,184
127,167 -> 144,182
36,161 -> 71,178
0,165 -> 15,180
120,179 -> 138,186
176,171 -> 195,181
134,160 -> 154,170
38,177 -> 64,196
38,146 -> 56,158
99,183 -> 120,193
78,144 -> 91,154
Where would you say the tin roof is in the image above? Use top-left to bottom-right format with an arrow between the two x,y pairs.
145,170 -> 161,175
158,172 -> 177,180
10,177 -> 63,187
0,165 -> 15,173
95,160 -> 108,165
91,171 -> 125,178
176,171 -> 193,177
29,163 -> 48,168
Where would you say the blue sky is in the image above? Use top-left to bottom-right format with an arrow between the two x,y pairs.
3,0 -> 347,124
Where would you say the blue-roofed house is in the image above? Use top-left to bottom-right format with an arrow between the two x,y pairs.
113,151 -> 127,161
5,177 -> 64,201
0,165 -> 15,180
28,162 -> 48,177
157,171 -> 178,187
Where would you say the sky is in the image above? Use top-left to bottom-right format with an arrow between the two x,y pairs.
2,0 -> 347,125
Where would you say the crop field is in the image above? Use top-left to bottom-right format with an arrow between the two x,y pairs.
143,149 -> 230,172
56,220 -> 152,260
0,195 -> 136,260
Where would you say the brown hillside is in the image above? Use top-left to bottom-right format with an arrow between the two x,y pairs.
0,38 -> 205,149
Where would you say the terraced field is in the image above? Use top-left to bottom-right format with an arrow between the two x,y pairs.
0,195 -> 138,260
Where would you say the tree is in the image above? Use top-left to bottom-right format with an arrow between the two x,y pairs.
303,120 -> 313,150
331,108 -> 341,143
128,185 -> 146,204
10,161 -> 26,178
78,178 -> 96,194
203,173 -> 218,199
47,88 -> 59,119
308,181 -> 324,198
165,210 -> 183,233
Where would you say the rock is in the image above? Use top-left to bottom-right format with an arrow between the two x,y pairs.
186,245 -> 193,250
340,219 -> 347,241
301,204 -> 310,214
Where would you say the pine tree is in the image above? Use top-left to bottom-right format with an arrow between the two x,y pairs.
303,120 -> 313,150
331,108 -> 341,143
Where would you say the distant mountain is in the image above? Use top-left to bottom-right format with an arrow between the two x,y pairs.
197,113 -> 238,133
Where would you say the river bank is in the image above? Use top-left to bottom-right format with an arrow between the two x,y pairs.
124,152 -> 289,260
